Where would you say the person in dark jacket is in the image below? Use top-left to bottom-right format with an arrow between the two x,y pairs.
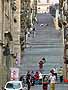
26,71 -> 31,90
31,71 -> 35,86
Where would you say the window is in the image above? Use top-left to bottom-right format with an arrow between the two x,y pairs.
13,83 -> 21,89
6,83 -> 13,88
6,83 -> 21,89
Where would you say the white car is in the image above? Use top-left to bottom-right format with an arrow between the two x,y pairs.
4,80 -> 27,90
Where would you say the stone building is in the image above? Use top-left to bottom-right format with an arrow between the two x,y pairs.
0,0 -> 4,88
0,0 -> 37,88
59,0 -> 68,82
63,0 -> 68,82
0,0 -> 22,88
0,0 -> 13,88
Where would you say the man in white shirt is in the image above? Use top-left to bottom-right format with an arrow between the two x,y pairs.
52,66 -> 58,80
49,73 -> 56,90
39,72 -> 43,84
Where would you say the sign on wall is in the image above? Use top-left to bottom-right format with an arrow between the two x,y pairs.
10,68 -> 19,80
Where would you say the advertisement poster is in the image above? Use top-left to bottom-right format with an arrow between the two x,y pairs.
10,68 -> 19,80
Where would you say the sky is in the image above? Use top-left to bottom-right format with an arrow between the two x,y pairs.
39,0 -> 59,4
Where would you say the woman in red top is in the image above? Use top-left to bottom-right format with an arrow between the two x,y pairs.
34,71 -> 39,80
34,71 -> 39,85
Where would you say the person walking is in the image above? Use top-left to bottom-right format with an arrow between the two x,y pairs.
58,67 -> 64,83
39,60 -> 44,72
42,75 -> 49,90
38,57 -> 46,72
42,57 -> 46,63
31,71 -> 35,86
26,71 -> 31,90
48,69 -> 54,84
34,71 -> 39,85
52,66 -> 58,81
19,75 -> 25,83
39,72 -> 43,84
49,72 -> 56,90
32,27 -> 35,38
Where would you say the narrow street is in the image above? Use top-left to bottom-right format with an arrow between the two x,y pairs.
20,13 -> 68,90
1,0 -> 68,90
20,13 -> 64,75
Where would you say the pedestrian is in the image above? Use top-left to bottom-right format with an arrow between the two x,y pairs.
28,32 -> 30,37
38,57 -> 46,72
48,70 -> 54,84
39,72 -> 43,84
42,57 -> 46,63
34,71 -> 39,85
52,66 -> 58,81
26,71 -> 31,80
42,75 -> 48,90
26,71 -> 31,90
19,75 -> 26,85
32,27 -> 35,38
19,75 -> 24,81
49,72 -> 56,90
39,60 -> 44,72
30,71 -> 35,86
31,71 -> 34,78
58,67 -> 64,83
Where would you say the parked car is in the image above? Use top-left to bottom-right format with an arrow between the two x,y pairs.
4,80 -> 27,90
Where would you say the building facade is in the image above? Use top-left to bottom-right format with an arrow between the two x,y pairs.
0,0 -> 4,88
0,0 -> 37,89
0,0 -> 13,88
59,0 -> 68,82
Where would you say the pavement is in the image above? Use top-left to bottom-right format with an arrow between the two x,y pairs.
19,13 -> 68,89
20,13 -> 64,74
30,83 -> 68,90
